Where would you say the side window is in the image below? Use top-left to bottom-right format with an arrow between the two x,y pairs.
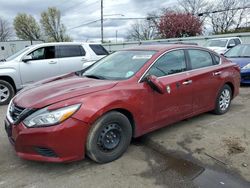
228,39 -> 236,47
59,45 -> 86,58
188,50 -> 213,69
234,39 -> 241,45
89,44 -> 109,55
212,54 -> 220,65
29,46 -> 55,60
147,50 -> 186,77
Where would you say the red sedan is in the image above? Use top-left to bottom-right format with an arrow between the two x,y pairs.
5,45 -> 240,163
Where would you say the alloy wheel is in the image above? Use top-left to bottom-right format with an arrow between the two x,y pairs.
0,84 -> 10,103
219,88 -> 231,111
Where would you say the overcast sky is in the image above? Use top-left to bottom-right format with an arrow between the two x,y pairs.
0,0 -> 177,42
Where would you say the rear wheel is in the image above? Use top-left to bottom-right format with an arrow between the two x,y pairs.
86,111 -> 132,163
213,85 -> 232,115
0,80 -> 15,105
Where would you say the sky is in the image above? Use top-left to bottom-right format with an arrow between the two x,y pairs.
0,0 -> 177,42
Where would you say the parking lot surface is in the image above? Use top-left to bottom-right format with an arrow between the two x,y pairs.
0,87 -> 250,188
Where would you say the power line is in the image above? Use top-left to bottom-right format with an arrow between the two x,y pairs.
62,0 -> 99,13
68,16 -> 160,30
198,6 -> 250,16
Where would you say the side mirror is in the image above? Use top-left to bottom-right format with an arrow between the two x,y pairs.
145,75 -> 165,94
22,55 -> 33,62
227,43 -> 235,49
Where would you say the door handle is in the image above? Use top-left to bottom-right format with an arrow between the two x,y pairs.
49,61 -> 57,64
182,80 -> 192,85
213,71 -> 221,76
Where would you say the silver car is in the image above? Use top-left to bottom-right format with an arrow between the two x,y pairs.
0,42 -> 109,105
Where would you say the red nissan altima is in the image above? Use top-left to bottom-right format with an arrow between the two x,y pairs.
5,45 -> 240,163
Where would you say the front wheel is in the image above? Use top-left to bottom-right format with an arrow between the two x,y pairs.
86,111 -> 132,163
213,85 -> 232,115
0,80 -> 15,105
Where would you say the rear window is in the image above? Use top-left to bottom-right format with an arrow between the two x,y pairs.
59,45 -> 85,58
89,44 -> 109,55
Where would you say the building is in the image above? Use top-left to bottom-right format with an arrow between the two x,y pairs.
0,40 -> 43,60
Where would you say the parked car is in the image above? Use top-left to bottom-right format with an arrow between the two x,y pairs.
0,42 -> 109,105
5,45 -> 240,163
224,44 -> 250,84
204,37 -> 242,54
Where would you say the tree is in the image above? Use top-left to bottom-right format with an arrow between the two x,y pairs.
209,0 -> 248,34
13,13 -> 41,41
40,7 -> 72,42
157,11 -> 202,38
0,18 -> 12,41
126,12 -> 159,41
178,0 -> 211,17
126,20 -> 157,41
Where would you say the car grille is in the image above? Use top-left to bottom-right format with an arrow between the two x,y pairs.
34,147 -> 58,158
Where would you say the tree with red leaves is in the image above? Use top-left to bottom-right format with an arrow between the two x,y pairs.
157,11 -> 202,38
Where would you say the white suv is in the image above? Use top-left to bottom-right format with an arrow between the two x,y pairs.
204,37 -> 242,54
0,42 -> 108,105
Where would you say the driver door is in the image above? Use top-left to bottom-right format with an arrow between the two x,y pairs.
20,46 -> 60,87
146,50 -> 193,128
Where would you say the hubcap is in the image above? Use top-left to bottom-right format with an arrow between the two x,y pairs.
219,89 -> 231,111
97,123 -> 122,152
0,84 -> 10,102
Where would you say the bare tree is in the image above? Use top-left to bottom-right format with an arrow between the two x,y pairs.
126,20 -> 156,41
126,12 -> 159,41
0,18 -> 12,41
177,0 -> 212,22
209,0 -> 248,34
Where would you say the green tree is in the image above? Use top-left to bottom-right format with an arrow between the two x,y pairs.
13,13 -> 41,41
40,7 -> 72,42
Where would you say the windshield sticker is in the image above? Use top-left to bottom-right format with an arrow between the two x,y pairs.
126,71 -> 134,78
132,55 -> 152,60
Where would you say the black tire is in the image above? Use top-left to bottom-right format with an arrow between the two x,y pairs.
86,111 -> 132,163
0,80 -> 15,105
213,84 -> 232,115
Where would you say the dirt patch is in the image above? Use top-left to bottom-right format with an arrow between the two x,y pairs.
223,137 -> 245,155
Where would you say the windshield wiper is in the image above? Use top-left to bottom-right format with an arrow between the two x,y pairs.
0,59 -> 6,62
84,74 -> 106,80
226,56 -> 250,58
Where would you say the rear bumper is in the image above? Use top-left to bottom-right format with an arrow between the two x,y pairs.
5,117 -> 90,163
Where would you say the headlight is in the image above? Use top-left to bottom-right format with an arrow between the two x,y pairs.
242,63 -> 250,70
23,104 -> 81,128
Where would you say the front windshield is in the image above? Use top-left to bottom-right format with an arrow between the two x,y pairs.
82,50 -> 156,80
224,45 -> 250,58
205,39 -> 228,47
6,46 -> 31,61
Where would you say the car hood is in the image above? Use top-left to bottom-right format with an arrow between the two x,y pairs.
14,74 -> 118,108
226,57 -> 250,68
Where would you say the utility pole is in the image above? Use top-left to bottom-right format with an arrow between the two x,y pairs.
101,0 -> 104,43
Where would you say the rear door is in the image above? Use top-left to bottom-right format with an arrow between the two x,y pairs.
146,49 -> 193,128
57,45 -> 86,74
186,49 -> 222,113
20,46 -> 60,86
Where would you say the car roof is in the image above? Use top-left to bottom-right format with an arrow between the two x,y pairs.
121,44 -> 204,52
208,37 -> 240,40
30,42 -> 102,48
